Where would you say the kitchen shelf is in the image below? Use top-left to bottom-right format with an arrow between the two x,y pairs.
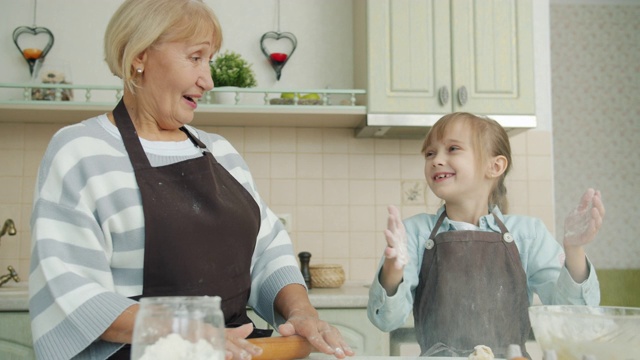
0,83 -> 367,128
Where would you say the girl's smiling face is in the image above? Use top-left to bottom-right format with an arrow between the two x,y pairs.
135,37 -> 215,130
423,121 -> 492,206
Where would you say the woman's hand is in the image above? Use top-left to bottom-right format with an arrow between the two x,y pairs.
563,188 -> 605,248
278,311 -> 353,359
224,324 -> 263,360
274,284 -> 354,359
384,205 -> 408,269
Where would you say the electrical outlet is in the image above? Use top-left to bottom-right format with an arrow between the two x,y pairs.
277,213 -> 292,232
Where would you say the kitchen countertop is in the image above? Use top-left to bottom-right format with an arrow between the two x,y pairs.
0,281 -> 371,312
308,356 -> 495,360
307,281 -> 370,308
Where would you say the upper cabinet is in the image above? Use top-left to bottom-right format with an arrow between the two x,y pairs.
355,0 -> 535,116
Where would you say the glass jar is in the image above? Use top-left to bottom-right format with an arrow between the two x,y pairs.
131,296 -> 225,360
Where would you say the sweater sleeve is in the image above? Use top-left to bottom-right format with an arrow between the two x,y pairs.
29,121 -> 139,360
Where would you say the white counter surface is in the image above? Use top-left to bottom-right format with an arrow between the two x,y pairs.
307,282 -> 370,308
308,356 -> 493,360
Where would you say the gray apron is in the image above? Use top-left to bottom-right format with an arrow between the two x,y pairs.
109,100 -> 269,359
413,210 -> 531,358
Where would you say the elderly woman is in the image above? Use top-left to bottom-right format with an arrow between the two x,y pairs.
28,0 -> 354,359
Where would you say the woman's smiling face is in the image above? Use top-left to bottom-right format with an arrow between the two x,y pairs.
137,37 -> 215,129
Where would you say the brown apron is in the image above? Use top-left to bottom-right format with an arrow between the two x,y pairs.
109,100 -> 268,359
413,210 -> 531,358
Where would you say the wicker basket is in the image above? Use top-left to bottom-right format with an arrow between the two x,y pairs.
309,264 -> 345,288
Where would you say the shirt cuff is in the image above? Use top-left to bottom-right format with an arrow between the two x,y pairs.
558,256 -> 600,305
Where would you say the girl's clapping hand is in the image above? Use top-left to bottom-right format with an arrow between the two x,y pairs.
384,205 -> 409,269
563,188 -> 605,247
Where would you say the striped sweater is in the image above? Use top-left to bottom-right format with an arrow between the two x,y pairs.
29,114 -> 305,360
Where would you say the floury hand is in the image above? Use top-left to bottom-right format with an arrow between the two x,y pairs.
563,188 -> 605,247
384,205 -> 409,269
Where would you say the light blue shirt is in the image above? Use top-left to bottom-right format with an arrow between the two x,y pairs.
368,206 -> 600,332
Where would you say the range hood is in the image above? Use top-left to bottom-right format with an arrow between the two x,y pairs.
354,114 -> 537,139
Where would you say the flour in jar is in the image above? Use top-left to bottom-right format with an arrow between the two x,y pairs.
138,333 -> 224,360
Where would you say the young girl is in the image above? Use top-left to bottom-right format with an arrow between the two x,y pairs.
367,112 -> 605,358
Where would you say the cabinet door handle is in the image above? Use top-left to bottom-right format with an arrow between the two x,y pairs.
438,86 -> 449,106
457,86 -> 468,106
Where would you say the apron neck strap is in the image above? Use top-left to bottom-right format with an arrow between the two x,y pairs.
428,208 -> 510,240
113,99 -> 151,170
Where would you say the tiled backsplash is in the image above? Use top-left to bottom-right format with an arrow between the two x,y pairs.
0,122 -> 553,282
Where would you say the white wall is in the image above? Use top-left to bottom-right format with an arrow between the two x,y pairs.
0,0 -> 354,91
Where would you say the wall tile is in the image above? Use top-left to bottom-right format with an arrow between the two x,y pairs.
349,205 -> 375,232
527,131 -> 552,156
375,180 -> 401,206
244,153 -> 271,178
270,179 -> 297,205
348,154 -> 374,179
323,232 -> 350,258
216,127 -> 245,152
244,127 -> 270,152
374,154 -> 400,179
270,128 -> 297,153
374,138 -> 400,154
400,154 -> 425,180
270,153 -> 296,178
296,153 -> 323,179
297,179 -> 323,205
0,150 -> 24,176
297,205 -> 323,232
322,128 -> 350,153
322,180 -> 349,205
0,123 -> 24,150
323,206 -> 349,232
323,154 -> 349,179
297,128 -> 323,153
348,180 -> 375,205
527,155 -> 553,181
296,232 -> 324,259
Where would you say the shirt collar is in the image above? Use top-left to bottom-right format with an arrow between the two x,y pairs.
437,204 -> 506,232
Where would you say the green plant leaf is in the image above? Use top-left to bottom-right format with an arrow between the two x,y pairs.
210,50 -> 257,88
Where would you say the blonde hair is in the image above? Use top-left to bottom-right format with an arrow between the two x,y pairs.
104,0 -> 223,93
421,112 -> 513,212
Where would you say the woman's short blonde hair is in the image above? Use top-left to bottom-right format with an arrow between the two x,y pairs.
421,112 -> 513,212
104,0 -> 223,93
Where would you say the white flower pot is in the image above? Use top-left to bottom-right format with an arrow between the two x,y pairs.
213,87 -> 241,105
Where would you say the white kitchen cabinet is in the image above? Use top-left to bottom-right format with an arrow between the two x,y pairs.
355,0 -> 535,116
0,312 -> 35,360
315,308 -> 388,356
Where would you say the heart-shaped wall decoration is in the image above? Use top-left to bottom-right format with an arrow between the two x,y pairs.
13,26 -> 55,75
260,31 -> 297,81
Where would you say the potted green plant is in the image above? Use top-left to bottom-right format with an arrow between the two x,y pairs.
210,51 -> 257,104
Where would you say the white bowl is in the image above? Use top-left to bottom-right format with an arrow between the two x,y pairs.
529,305 -> 640,360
